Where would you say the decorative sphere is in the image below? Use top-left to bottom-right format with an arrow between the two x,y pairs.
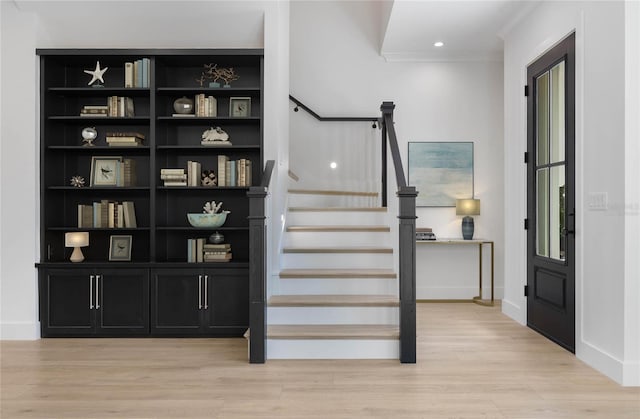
82,127 -> 97,141
173,97 -> 194,114
209,231 -> 225,244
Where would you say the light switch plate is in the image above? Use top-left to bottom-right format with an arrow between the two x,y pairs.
587,192 -> 608,210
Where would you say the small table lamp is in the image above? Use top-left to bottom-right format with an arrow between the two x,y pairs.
456,199 -> 480,240
65,232 -> 89,262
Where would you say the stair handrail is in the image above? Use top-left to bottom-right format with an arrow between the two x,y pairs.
290,95 -> 379,123
380,101 -> 417,364
247,159 -> 275,363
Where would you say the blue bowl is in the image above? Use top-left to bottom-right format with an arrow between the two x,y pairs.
187,211 -> 229,228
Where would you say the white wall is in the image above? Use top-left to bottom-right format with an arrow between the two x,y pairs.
289,1 -> 505,300
503,0 -> 636,385
0,0 -> 289,339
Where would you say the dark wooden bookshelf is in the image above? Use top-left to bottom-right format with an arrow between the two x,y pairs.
37,48 -> 263,338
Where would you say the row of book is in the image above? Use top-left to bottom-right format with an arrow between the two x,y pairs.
105,132 -> 145,147
187,240 -> 232,263
77,200 -> 137,228
124,58 -> 151,88
218,156 -> 252,187
79,97 -> 135,118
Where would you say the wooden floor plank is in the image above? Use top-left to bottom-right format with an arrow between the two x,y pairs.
267,325 -> 399,340
279,269 -> 396,278
282,247 -> 393,254
288,189 -> 378,197
267,294 -> 399,307
286,225 -> 390,232
288,207 -> 387,212
2,303 -> 639,419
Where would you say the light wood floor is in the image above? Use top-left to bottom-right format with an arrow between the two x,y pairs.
1,303 -> 639,418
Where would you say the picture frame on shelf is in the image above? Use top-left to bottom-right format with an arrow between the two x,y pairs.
408,142 -> 474,207
109,235 -> 132,261
90,156 -> 122,187
229,97 -> 251,117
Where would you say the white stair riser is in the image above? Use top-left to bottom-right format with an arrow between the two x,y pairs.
286,211 -> 389,225
266,339 -> 399,359
284,231 -> 392,247
268,306 -> 399,325
288,194 -> 379,208
281,253 -> 394,269
277,278 -> 397,295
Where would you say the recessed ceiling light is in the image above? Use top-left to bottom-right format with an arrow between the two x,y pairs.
330,162 -> 337,169
434,41 -> 444,47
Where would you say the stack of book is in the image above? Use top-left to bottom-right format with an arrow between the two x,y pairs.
160,168 -> 187,186
77,200 -> 136,228
187,239 -> 232,263
124,58 -> 150,88
105,132 -> 145,147
107,96 -> 135,117
195,94 -> 217,117
217,156 -> 252,187
80,105 -> 108,117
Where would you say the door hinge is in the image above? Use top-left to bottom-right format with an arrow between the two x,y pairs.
524,285 -> 529,297
524,218 -> 529,230
524,152 -> 529,164
524,85 -> 529,97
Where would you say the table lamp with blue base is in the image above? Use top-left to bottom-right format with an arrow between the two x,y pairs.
456,199 -> 480,240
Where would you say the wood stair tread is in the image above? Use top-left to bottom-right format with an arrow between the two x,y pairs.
268,294 -> 399,307
267,325 -> 399,340
282,246 -> 393,254
280,269 -> 396,278
286,225 -> 390,232
288,189 -> 378,197
288,207 -> 387,212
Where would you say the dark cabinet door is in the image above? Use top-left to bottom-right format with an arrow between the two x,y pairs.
40,269 -> 95,336
202,269 -> 249,336
151,269 -> 203,335
96,269 -> 149,336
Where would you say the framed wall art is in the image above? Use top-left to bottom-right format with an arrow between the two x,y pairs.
408,142 -> 474,207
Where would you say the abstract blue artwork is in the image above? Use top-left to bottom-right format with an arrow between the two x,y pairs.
408,142 -> 474,207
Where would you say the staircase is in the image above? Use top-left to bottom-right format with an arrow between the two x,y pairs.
266,189 -> 400,359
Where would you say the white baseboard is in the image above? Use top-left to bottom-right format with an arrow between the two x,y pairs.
623,361 -> 640,386
501,298 -> 525,325
577,339 -> 625,385
0,321 -> 40,340
417,286 -> 504,300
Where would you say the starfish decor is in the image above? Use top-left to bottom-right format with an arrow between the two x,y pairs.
84,61 -> 108,86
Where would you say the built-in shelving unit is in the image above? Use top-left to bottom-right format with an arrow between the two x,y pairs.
36,49 -> 263,338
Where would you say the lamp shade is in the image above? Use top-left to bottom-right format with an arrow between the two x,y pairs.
65,232 -> 89,247
456,199 -> 480,216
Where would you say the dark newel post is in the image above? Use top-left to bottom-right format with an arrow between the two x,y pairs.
398,186 -> 417,363
247,186 -> 267,363
381,122 -> 388,208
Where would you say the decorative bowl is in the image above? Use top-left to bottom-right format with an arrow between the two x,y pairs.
187,211 -> 229,228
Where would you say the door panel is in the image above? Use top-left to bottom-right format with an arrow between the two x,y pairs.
202,269 -> 249,335
42,269 -> 94,336
151,269 -> 202,334
527,33 -> 576,352
97,269 -> 149,335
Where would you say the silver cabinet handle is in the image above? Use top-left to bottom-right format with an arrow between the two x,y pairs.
198,275 -> 203,309
95,275 -> 100,309
204,275 -> 209,309
89,275 -> 94,309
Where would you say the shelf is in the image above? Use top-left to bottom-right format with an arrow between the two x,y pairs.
48,87 -> 150,96
156,226 -> 249,231
48,186 -> 150,191
157,116 -> 260,123
156,145 -> 259,150
157,87 -> 260,95
156,186 -> 249,191
48,146 -> 150,151
48,116 -> 150,122
46,227 -> 150,231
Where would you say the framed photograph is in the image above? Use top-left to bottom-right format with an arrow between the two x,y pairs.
109,235 -> 132,261
90,156 -> 122,187
408,142 -> 474,207
229,97 -> 251,117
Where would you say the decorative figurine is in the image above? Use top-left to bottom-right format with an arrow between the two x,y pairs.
70,175 -> 85,187
201,170 -> 217,187
203,201 -> 224,214
218,67 -> 239,87
84,61 -> 108,86
201,126 -> 231,146
81,127 -> 97,146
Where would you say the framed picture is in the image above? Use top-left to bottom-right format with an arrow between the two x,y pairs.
90,156 -> 122,187
109,235 -> 132,261
229,97 -> 251,117
408,142 -> 474,207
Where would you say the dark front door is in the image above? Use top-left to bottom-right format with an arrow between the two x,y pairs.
527,33 -> 576,352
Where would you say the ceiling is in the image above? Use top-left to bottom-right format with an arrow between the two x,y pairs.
381,0 -> 539,62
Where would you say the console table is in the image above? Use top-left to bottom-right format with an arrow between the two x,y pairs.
416,239 -> 494,306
